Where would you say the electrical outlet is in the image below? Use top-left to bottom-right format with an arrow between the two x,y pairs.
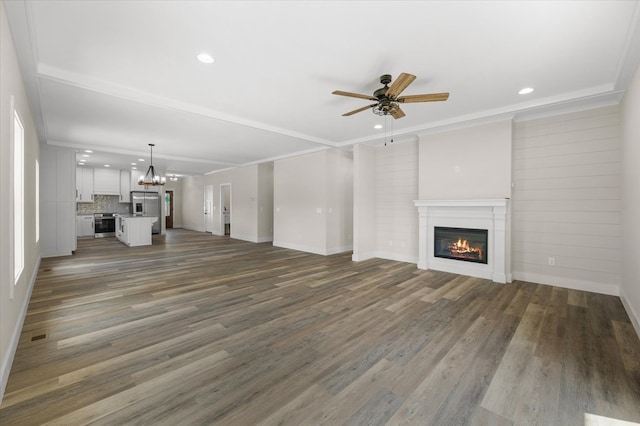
548,257 -> 556,266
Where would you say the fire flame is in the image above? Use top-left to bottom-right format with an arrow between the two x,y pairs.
449,238 -> 483,259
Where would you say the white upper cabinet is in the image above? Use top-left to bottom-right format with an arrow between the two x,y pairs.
76,167 -> 94,202
93,168 -> 120,195
119,169 -> 131,202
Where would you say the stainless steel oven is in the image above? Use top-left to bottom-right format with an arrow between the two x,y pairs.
94,213 -> 116,238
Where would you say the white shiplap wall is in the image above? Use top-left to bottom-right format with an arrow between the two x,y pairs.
512,106 -> 622,295
374,141 -> 419,263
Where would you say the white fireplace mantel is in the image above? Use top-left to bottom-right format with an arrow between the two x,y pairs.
414,199 -> 511,283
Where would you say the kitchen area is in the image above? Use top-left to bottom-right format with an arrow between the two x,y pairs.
76,166 -> 161,247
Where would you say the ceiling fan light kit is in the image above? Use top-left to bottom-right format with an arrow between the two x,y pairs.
332,72 -> 450,119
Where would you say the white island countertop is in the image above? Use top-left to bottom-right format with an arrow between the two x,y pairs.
115,215 -> 158,247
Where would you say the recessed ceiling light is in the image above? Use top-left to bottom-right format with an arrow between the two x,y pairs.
132,167 -> 137,170
131,162 -> 137,165
84,149 -> 93,153
138,158 -> 145,162
77,162 -> 84,165
197,52 -> 214,64
104,164 -> 110,167
518,87 -> 534,95
374,124 -> 383,129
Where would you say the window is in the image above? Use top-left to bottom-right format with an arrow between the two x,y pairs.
14,109 -> 24,283
36,159 -> 40,243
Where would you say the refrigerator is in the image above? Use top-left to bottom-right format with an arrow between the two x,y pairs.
130,191 -> 161,234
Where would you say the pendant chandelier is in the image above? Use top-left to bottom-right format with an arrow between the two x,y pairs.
138,143 -> 165,187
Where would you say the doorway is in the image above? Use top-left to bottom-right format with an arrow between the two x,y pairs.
165,190 -> 174,229
220,183 -> 231,236
204,185 -> 214,233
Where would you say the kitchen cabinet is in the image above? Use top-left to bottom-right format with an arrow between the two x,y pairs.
93,168 -> 120,195
76,215 -> 94,238
119,169 -> 131,202
116,215 -> 157,247
76,167 -> 94,202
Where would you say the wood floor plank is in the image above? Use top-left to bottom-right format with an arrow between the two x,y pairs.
387,315 -> 499,424
0,229 -> 639,425
481,303 -> 548,421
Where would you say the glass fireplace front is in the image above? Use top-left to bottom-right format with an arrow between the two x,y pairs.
434,226 -> 488,264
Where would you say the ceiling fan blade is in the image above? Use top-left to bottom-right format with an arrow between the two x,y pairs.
391,106 -> 406,119
397,92 -> 450,103
385,73 -> 416,98
332,90 -> 377,101
343,103 -> 378,116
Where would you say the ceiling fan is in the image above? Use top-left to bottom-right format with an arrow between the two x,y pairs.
332,73 -> 449,119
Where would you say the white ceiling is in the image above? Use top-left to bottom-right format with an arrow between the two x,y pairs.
5,0 -> 640,177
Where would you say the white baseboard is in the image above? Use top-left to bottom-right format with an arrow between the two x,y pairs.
182,225 -> 206,233
352,251 -> 375,262
374,250 -> 418,265
273,240 -> 352,256
352,251 -> 417,265
512,271 -> 620,296
620,288 -> 640,339
230,233 -> 258,243
41,250 -> 73,258
326,244 -> 353,255
1,256 -> 40,403
273,240 -> 325,255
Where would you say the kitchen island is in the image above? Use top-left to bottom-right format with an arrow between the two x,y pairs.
115,215 -> 158,247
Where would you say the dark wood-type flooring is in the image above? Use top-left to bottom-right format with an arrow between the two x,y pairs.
1,229 -> 639,425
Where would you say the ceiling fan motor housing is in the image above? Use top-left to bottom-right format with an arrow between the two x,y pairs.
375,74 -> 393,99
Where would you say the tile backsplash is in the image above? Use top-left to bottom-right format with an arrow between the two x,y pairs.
77,195 -> 131,215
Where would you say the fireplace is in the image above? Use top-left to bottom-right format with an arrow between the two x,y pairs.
434,226 -> 488,264
414,199 -> 511,283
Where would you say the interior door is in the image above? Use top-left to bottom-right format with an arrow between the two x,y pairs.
204,185 -> 214,233
165,190 -> 174,229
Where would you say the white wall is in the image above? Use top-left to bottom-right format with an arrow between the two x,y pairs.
273,149 -> 353,255
1,0 -> 41,401
182,174 -> 206,232
621,62 -> 640,334
181,164 -> 273,243
374,141 -> 419,263
223,165 -> 259,242
418,119 -> 512,199
274,151 -> 329,254
352,144 -> 376,261
257,162 -> 274,242
327,150 -> 353,253
512,106 -> 622,295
